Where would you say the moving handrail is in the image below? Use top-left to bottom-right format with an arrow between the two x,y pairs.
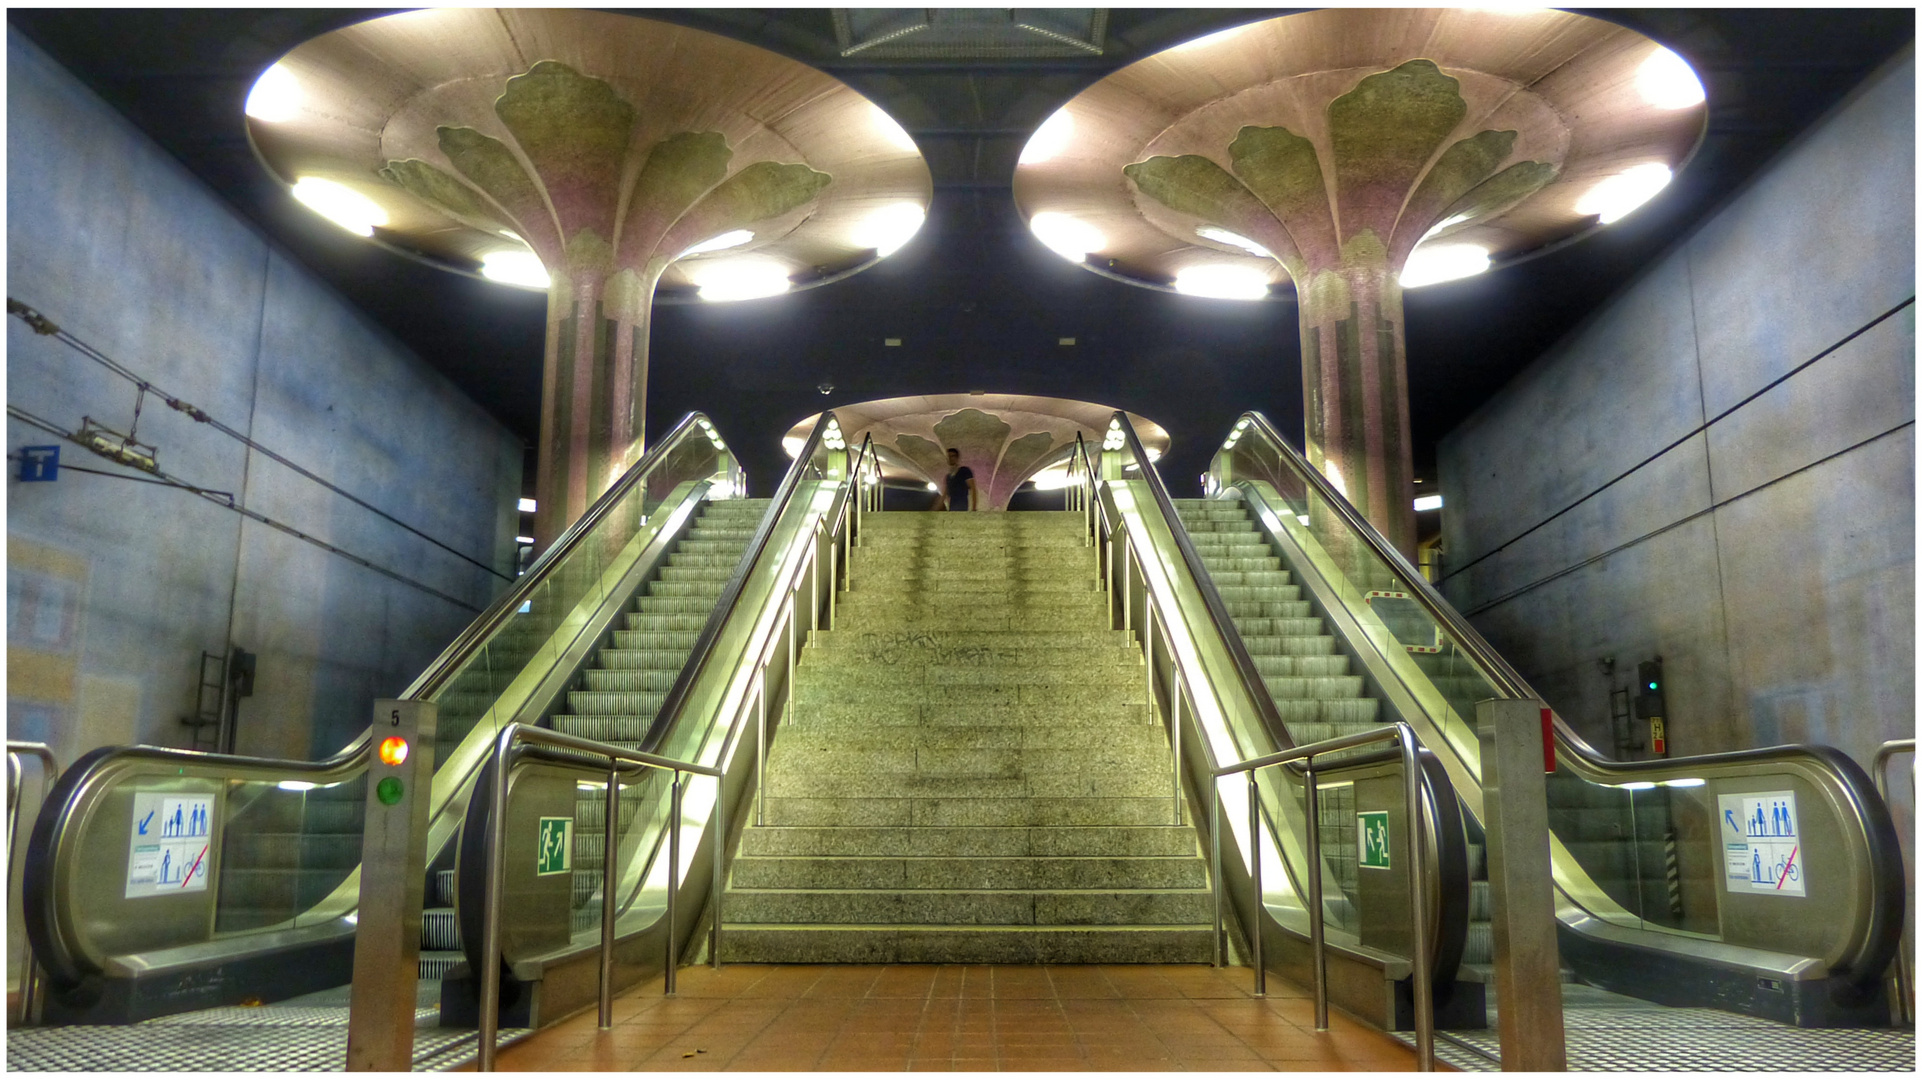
1071,418 -> 1467,999
1872,739 -> 1914,1024
1213,721 -> 1436,1072
21,412 -> 735,1014
475,723 -> 721,1071
8,741 -> 59,1024
1213,409 -> 1906,1007
453,417 -> 881,1039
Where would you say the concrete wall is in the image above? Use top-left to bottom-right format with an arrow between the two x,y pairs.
1438,48 -> 1913,776
5,29 -> 524,765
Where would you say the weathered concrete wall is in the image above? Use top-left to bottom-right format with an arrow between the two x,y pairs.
1438,47 -> 1913,776
5,29 -> 523,765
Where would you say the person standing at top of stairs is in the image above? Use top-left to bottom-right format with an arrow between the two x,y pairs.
936,448 -> 977,511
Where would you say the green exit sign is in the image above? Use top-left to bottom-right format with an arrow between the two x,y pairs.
537,817 -> 573,876
1358,811 -> 1392,870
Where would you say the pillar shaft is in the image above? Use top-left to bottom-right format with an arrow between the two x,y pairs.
1297,259 -> 1416,558
534,268 -> 656,546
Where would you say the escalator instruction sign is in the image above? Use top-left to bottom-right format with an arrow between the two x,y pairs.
125,791 -> 214,897
1718,791 -> 1805,897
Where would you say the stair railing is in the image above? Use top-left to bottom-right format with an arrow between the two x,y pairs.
7,741 -> 58,1025
1873,738 -> 1915,1024
474,723 -> 720,1071
1214,721 -> 1436,1071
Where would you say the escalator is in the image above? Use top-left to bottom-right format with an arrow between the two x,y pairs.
1101,409 -> 1906,1056
13,410 -> 854,1035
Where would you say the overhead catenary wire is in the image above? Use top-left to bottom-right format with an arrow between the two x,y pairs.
7,403 -> 480,613
7,297 -> 513,581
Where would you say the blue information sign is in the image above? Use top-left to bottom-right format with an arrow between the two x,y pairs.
18,445 -> 59,481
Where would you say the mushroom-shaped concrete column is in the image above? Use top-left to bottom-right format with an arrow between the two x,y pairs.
247,10 -> 931,543
1013,9 -> 1705,555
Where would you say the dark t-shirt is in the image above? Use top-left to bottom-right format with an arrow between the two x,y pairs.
945,466 -> 974,508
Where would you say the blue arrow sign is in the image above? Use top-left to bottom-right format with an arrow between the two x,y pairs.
137,810 -> 154,836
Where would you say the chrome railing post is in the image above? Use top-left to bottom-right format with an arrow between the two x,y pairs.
1210,788 -> 1224,967
1873,738 -> 1915,1025
1400,725 -> 1434,1071
1304,758 -> 1327,1031
828,517 -> 838,628
1143,599 -> 1155,726
785,598 -> 797,727
756,669 -> 768,827
1170,669 -> 1183,825
1249,769 -> 1265,997
665,772 -> 682,997
712,768 -> 724,970
6,741 -> 56,1028
478,729 -> 513,1072
810,524 -> 821,632
599,763 -> 619,1029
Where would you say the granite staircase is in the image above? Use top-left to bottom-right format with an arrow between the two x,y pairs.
1170,497 -> 1495,970
719,510 -> 1216,963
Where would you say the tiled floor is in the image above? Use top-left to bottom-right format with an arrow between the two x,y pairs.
470,964 -> 1437,1072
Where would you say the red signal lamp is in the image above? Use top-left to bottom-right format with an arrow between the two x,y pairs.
378,736 -> 410,767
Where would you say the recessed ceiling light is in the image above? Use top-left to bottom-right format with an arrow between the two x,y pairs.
1400,244 -> 1490,288
854,203 -> 926,257
1029,212 -> 1105,262
480,251 -> 551,289
693,258 -> 792,302
1019,109 -> 1076,165
518,497 -> 537,513
1173,264 -> 1270,300
679,229 -> 754,259
1196,226 -> 1272,258
291,177 -> 388,236
884,338 -> 902,346
1637,46 -> 1706,110
245,64 -> 301,122
1576,163 -> 1673,224
1413,494 -> 1443,512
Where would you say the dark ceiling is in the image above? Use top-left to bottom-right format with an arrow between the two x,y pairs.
8,8 -> 1915,501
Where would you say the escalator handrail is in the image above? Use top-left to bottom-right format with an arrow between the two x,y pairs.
1225,410 -> 1906,988
19,412 -> 724,990
638,411 -> 838,753
400,409 -> 720,705
1107,411 -> 1297,754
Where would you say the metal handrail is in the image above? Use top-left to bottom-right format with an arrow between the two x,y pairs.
21,414 -> 731,992
477,724 -> 721,1071
1873,738 -> 1915,1024
638,413 -> 844,754
1212,722 -> 1435,1072
7,741 -> 58,1025
1219,410 -> 1907,989
473,434 -> 881,1071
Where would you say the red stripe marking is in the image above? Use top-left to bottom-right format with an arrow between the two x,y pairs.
1776,846 -> 1799,890
183,844 -> 209,887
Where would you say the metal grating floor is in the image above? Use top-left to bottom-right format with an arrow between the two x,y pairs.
1392,984 -> 1917,1071
5,982 -> 528,1072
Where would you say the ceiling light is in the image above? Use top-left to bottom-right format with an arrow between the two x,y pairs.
480,251 -> 551,289
1637,46 -> 1706,110
1173,264 -> 1270,300
1029,212 -> 1104,262
1174,25 -> 1248,52
1146,448 -> 1162,463
277,780 -> 317,792
291,177 -> 388,236
1413,494 -> 1443,512
1576,163 -> 1673,224
1019,109 -> 1076,165
515,535 -> 534,545
854,203 -> 925,257
518,497 -> 537,513
679,229 -> 754,259
245,63 -> 301,123
693,258 -> 792,302
1400,244 -> 1490,288
871,103 -> 919,153
1030,466 -> 1074,491
926,482 -> 939,492
1617,781 -> 1658,791
1196,226 -> 1271,258
1664,778 -> 1707,788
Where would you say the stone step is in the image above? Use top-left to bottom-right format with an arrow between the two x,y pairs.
766,771 -> 1177,800
806,629 -> 1133,652
790,682 -> 1146,709
790,663 -> 1139,691
829,609 -> 1109,633
723,887 -> 1213,926
770,744 -> 1167,779
770,726 -> 1169,755
730,856 -> 1207,891
799,645 -> 1139,671
761,796 -> 1182,828
794,702 -> 1150,727
716,925 -> 1213,964
738,825 -> 1200,859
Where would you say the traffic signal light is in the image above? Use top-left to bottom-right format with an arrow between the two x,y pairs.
1634,658 -> 1666,754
